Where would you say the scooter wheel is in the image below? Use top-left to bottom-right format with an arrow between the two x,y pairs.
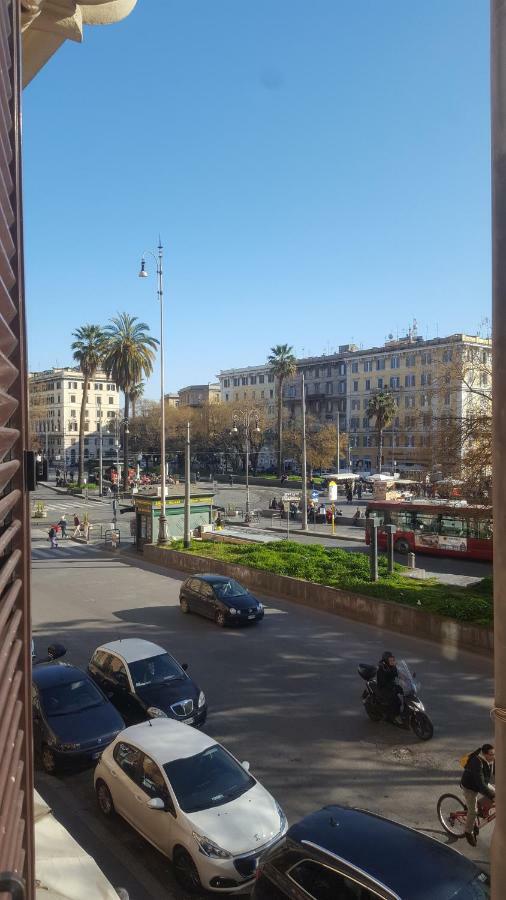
411,711 -> 434,741
364,700 -> 382,722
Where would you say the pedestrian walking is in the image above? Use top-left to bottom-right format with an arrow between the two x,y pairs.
58,515 -> 67,539
357,482 -> 362,500
73,513 -> 80,537
48,526 -> 58,549
346,485 -> 353,504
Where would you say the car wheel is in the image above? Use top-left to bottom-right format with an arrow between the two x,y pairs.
180,597 -> 190,614
41,745 -> 57,775
215,610 -> 227,627
173,847 -> 202,894
394,538 -> 410,554
96,779 -> 115,817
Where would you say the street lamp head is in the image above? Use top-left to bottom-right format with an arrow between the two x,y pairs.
138,258 -> 148,278
232,425 -> 239,433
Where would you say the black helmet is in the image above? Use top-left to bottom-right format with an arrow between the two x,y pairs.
381,651 -> 394,662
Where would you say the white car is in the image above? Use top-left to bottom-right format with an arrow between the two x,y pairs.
94,719 -> 287,893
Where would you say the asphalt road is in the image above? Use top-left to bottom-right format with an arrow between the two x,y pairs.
31,531 -> 494,899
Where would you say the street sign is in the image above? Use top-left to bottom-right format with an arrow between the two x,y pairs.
282,491 -> 301,502
311,490 -> 319,500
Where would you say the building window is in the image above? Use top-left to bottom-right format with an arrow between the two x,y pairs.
326,382 -> 333,395
376,358 -> 385,370
406,354 -> 416,367
233,378 -> 239,386
223,378 -> 230,388
288,386 -> 296,398
314,367 -> 319,378
241,377 -> 247,385
362,416 -> 369,429
326,366 -> 332,377
326,401 -> 333,413
365,379 -> 371,391
421,393 -> 430,407
363,360 -> 372,372
250,376 -> 257,385
421,352 -> 432,365
337,363 -> 346,375
261,390 -> 265,399
268,374 -> 275,383
390,356 -> 400,369
377,377 -> 383,389
259,374 -> 265,384
405,395 -> 415,409
351,362 -> 358,373
353,380 -> 359,392
225,393 -> 229,401
269,389 -> 274,399
314,383 -> 320,393
423,414 -> 432,427
404,374 -> 416,387
70,410 -> 76,418
390,376 -> 400,389
421,372 -> 431,386
352,400 -> 360,410
406,435 -> 415,448
337,381 -> 346,394
443,349 -> 453,363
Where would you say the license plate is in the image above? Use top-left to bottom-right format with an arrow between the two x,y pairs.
248,614 -> 256,620
185,716 -> 195,725
92,751 -> 102,760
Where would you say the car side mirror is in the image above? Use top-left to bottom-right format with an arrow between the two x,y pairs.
47,643 -> 66,661
242,761 -> 250,772
181,663 -> 188,671
147,797 -> 165,811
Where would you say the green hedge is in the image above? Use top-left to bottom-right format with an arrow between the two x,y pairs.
170,539 -> 493,627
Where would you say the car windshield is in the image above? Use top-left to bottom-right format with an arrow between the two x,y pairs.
164,745 -> 254,813
41,678 -> 104,716
212,579 -> 249,599
129,653 -> 183,688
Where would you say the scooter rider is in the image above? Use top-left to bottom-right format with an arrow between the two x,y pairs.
376,651 -> 403,724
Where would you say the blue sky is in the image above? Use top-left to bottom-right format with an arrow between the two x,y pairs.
23,0 -> 490,397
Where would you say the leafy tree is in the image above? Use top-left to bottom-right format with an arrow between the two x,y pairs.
103,314 -> 158,489
268,344 -> 296,476
71,324 -> 106,485
366,390 -> 397,472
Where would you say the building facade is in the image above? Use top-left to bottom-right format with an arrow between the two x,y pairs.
178,383 -> 221,407
218,332 -> 491,474
29,367 -> 121,467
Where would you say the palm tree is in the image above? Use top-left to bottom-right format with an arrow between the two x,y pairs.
71,324 -> 106,486
268,344 -> 297,477
129,381 -> 145,418
367,389 -> 397,472
103,314 -> 158,490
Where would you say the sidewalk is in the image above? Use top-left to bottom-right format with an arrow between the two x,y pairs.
263,521 -> 366,543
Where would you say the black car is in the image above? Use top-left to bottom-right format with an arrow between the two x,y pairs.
179,574 -> 264,627
87,638 -> 207,728
253,805 -> 490,900
32,663 -> 125,774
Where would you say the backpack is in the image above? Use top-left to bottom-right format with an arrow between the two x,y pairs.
460,747 -> 481,769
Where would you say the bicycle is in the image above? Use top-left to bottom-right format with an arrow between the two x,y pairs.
437,792 -> 496,839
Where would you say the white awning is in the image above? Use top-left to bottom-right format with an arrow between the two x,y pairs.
35,791 -> 122,900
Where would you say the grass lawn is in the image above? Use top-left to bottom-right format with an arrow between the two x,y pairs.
169,539 -> 493,628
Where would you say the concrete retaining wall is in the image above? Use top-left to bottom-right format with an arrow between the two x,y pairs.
143,544 -> 493,657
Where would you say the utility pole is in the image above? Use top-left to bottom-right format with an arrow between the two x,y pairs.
491,3 -> 506,894
98,419 -> 103,498
184,421 -> 191,548
336,412 -> 340,474
301,372 -> 308,531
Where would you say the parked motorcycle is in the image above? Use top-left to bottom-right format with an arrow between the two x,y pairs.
358,659 -> 434,741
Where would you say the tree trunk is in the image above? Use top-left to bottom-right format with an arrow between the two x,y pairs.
78,374 -> 89,486
378,427 -> 383,473
277,376 -> 283,477
123,391 -> 130,491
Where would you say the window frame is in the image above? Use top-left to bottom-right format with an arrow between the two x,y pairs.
287,854 -> 393,900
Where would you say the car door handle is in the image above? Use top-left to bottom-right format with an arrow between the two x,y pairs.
109,768 -> 118,778
135,794 -> 144,802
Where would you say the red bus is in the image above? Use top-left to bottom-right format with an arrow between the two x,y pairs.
365,500 -> 493,561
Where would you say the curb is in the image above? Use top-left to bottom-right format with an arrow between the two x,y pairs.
263,525 -> 366,544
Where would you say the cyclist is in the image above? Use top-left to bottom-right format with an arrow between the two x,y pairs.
461,743 -> 495,846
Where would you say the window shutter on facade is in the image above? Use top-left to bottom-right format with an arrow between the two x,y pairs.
0,0 -> 35,896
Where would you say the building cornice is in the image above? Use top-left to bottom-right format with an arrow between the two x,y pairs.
21,0 -> 138,87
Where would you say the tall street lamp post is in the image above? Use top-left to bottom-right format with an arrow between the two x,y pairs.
232,410 -> 260,523
139,239 -> 168,544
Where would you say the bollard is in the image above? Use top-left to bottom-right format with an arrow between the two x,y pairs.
385,524 -> 397,575
407,551 -> 416,569
368,517 -> 379,582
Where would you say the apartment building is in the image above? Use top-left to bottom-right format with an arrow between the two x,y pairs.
346,332 -> 492,473
219,364 -> 277,415
29,367 -> 121,467
178,383 -> 221,407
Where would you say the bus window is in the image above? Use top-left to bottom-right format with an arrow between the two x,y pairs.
470,518 -> 493,540
440,516 -> 467,537
412,512 -> 437,532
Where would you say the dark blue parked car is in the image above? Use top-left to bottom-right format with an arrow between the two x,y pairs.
253,805 -> 490,900
32,662 -> 124,774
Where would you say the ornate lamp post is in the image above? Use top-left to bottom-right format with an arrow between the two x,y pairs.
232,410 -> 260,523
